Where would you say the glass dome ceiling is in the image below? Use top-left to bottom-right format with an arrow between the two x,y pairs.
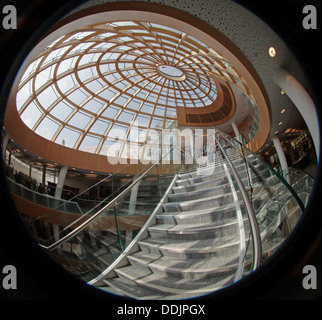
16,20 -> 249,156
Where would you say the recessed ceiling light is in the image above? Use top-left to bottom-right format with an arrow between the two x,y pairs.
281,90 -> 285,95
281,109 -> 286,114
275,130 -> 279,134
278,121 -> 283,126
269,46 -> 276,57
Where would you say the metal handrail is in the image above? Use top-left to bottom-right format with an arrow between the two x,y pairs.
219,131 -> 305,212
213,132 -> 262,270
34,162 -> 134,222
42,148 -> 174,252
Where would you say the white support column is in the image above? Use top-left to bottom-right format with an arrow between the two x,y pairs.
275,68 -> 320,161
2,132 -> 9,160
231,122 -> 241,143
53,224 -> 62,254
128,174 -> 141,215
55,165 -> 68,199
272,135 -> 290,184
42,165 -> 46,186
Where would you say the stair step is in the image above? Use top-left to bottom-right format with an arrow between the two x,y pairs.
168,183 -> 231,202
114,265 -> 235,296
156,203 -> 239,225
163,192 -> 236,213
138,235 -> 240,258
148,220 -> 239,240
128,251 -> 239,278
103,275 -> 165,299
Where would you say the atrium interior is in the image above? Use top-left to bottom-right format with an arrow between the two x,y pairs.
1,0 -> 319,299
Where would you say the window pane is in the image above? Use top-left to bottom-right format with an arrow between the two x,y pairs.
55,127 -> 81,148
90,119 -> 110,135
117,110 -> 135,123
108,124 -> 127,140
35,117 -> 60,140
20,102 -> 42,129
50,101 -> 74,121
79,135 -> 101,153
68,111 -> 92,129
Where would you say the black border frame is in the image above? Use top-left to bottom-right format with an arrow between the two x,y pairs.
0,0 -> 321,301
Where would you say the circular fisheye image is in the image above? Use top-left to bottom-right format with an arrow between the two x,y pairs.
1,0 -> 321,300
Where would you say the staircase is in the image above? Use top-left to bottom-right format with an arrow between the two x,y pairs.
8,130 -> 308,299
98,152 -> 271,299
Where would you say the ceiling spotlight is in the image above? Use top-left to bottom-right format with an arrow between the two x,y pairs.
281,109 -> 286,114
278,121 -> 283,126
281,90 -> 285,95
269,46 -> 276,57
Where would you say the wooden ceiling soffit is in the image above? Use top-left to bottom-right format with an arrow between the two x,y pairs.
176,78 -> 235,127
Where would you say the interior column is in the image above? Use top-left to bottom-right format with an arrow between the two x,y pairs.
275,68 -> 320,161
272,135 -> 290,184
231,122 -> 241,143
55,165 -> 68,199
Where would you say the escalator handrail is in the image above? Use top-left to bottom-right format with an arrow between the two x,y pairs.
214,132 -> 262,270
42,148 -> 174,252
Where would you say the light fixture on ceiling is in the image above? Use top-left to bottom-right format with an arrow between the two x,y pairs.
278,121 -> 283,126
281,109 -> 286,114
268,46 -> 276,57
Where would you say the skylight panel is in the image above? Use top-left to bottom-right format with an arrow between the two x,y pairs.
108,123 -> 128,140
101,106 -> 120,119
82,98 -> 105,114
140,103 -> 153,114
35,117 -> 60,140
20,57 -> 42,82
55,127 -> 81,148
67,88 -> 89,105
127,99 -> 142,111
69,42 -> 95,55
57,57 -> 77,76
16,81 -> 32,111
34,66 -> 54,91
89,119 -> 110,135
42,46 -> 71,66
154,106 -> 165,117
114,95 -> 130,106
79,135 -> 101,152
37,85 -> 59,109
50,101 -> 74,121
117,110 -> 135,123
98,87 -> 118,101
136,114 -> 150,127
85,79 -> 103,94
20,101 -> 42,129
57,74 -> 77,94
150,117 -> 164,129
64,31 -> 95,42
96,32 -> 116,39
111,21 -> 138,27
68,111 -> 92,130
